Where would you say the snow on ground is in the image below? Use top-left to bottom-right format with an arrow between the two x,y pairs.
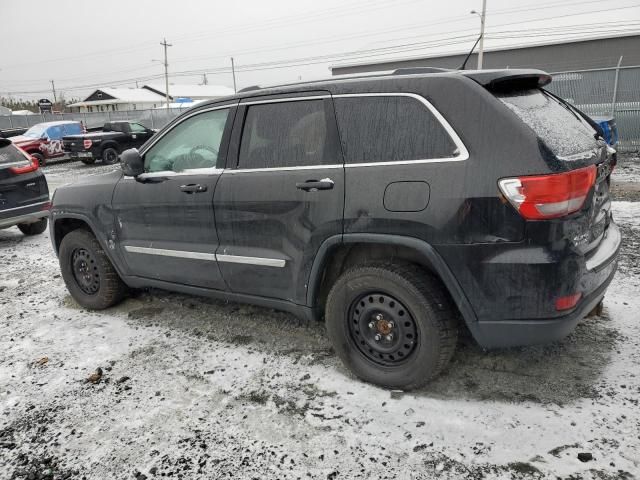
0,162 -> 639,479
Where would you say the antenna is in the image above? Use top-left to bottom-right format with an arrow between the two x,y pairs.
459,35 -> 482,70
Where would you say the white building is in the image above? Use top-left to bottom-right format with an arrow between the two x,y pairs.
142,84 -> 235,101
67,88 -> 166,113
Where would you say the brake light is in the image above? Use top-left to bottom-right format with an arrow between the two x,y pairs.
555,293 -> 582,311
9,157 -> 39,174
83,139 -> 93,149
498,165 -> 596,220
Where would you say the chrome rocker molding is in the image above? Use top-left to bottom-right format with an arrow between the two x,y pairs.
124,245 -> 286,267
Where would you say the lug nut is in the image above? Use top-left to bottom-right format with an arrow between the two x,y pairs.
385,334 -> 394,341
368,321 -> 375,329
374,334 -> 382,341
375,313 -> 383,321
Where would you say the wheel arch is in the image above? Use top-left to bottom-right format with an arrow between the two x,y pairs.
308,234 -> 479,334
100,142 -> 120,155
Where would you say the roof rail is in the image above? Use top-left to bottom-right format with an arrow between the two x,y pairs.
393,67 -> 451,75
238,85 -> 261,92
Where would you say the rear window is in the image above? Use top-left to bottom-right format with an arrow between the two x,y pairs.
64,123 -> 82,135
0,142 -> 28,166
333,96 -> 457,164
496,89 -> 598,158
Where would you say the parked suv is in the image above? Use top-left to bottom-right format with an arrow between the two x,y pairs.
49,69 -> 620,389
0,139 -> 49,235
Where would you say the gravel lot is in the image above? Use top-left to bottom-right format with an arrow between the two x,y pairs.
0,157 -> 639,479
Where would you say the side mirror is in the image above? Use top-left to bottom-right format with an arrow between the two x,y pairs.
120,148 -> 144,177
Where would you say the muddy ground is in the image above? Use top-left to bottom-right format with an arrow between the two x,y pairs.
0,157 -> 639,479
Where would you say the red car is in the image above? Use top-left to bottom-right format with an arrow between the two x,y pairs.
10,121 -> 83,166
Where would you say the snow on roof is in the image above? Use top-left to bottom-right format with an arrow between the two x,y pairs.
69,88 -> 165,107
143,84 -> 235,99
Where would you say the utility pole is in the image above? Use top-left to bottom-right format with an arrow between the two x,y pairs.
160,38 -> 172,110
477,0 -> 487,70
50,80 -> 57,104
202,73 -> 208,85
231,57 -> 237,93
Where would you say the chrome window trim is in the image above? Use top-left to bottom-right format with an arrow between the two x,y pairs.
232,92 -> 468,172
225,164 -> 342,174
333,92 -> 469,167
122,103 -> 235,179
239,95 -> 330,106
123,245 -> 286,268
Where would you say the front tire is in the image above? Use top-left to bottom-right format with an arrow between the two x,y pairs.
18,218 -> 47,236
59,229 -> 127,309
325,263 -> 458,390
101,147 -> 119,165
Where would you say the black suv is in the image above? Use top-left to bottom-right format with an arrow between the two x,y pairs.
0,138 -> 49,236
50,69 -> 620,389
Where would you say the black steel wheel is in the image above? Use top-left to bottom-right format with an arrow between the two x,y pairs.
348,293 -> 418,365
59,229 -> 127,309
325,263 -> 458,390
71,247 -> 100,295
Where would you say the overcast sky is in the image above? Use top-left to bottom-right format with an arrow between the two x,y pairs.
1,0 -> 639,101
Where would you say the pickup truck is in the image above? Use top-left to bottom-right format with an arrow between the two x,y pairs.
11,121 -> 83,166
62,121 -> 155,165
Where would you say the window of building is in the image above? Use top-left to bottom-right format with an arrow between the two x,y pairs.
238,99 -> 341,169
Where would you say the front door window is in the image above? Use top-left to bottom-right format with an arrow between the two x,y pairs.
145,108 -> 229,173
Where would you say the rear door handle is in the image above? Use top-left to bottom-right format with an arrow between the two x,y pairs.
180,184 -> 207,193
295,178 -> 334,192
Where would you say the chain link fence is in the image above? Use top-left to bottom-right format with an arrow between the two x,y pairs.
546,65 -> 640,153
2,66 -> 639,152
0,107 -> 186,132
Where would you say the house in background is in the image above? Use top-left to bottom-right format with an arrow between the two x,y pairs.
142,84 -> 235,102
67,88 -> 166,113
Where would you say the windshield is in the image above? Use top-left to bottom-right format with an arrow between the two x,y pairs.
24,124 -> 47,138
497,89 -> 599,159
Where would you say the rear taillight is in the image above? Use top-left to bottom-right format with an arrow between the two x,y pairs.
83,139 -> 92,149
9,156 -> 39,174
498,165 -> 597,220
555,293 -> 582,311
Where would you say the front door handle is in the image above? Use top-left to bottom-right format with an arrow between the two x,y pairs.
180,184 -> 207,193
295,178 -> 334,192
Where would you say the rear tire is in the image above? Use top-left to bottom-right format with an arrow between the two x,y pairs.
17,218 -> 47,236
59,229 -> 127,310
325,263 -> 458,390
31,152 -> 45,167
101,147 -> 119,165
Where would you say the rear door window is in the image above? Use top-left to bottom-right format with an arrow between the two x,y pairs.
63,123 -> 82,136
238,99 -> 341,169
0,141 -> 28,166
333,95 -> 458,164
496,89 -> 598,158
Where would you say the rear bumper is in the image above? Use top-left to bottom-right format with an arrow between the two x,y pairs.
472,264 -> 616,348
68,151 -> 95,159
436,221 -> 621,348
0,201 -> 50,229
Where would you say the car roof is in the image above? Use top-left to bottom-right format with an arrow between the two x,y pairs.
33,120 -> 80,127
194,68 -> 551,108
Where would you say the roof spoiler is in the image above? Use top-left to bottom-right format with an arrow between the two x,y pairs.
460,69 -> 552,91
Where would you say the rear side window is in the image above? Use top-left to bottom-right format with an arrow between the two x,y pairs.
64,123 -> 82,135
238,99 -> 341,169
333,95 -> 457,164
0,142 -> 28,166
496,89 -> 598,158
